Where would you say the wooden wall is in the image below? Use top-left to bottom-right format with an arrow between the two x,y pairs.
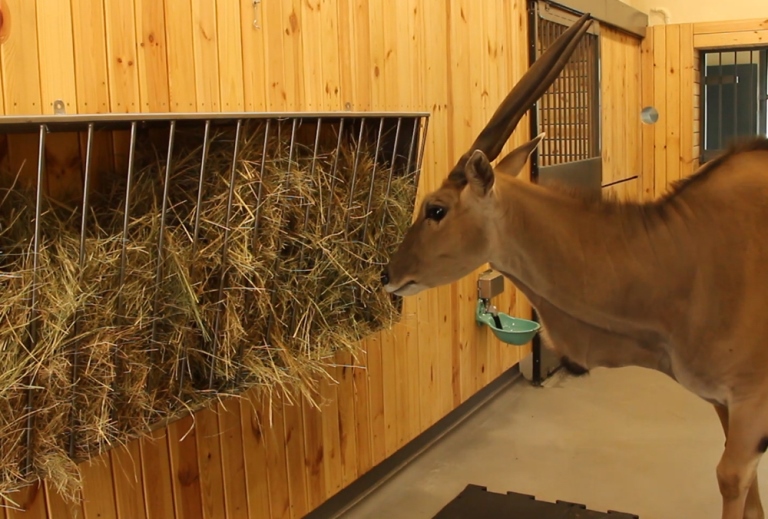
0,2 -> 643,518
640,17 -> 768,197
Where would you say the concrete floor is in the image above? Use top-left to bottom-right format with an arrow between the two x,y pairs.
341,366 -> 768,519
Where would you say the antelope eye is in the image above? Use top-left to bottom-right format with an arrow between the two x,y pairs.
425,204 -> 447,221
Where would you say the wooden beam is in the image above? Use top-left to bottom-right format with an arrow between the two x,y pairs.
694,30 -> 768,49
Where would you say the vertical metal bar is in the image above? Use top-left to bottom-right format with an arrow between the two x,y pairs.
150,121 -> 176,355
298,118 -> 322,266
405,118 -> 419,177
359,118 -> 385,242
748,50 -> 756,134
191,121 -> 212,259
378,117 -> 403,232
117,122 -> 138,321
209,119 -> 243,389
113,122 -> 137,424
23,124 -> 47,474
252,120 -> 271,243
68,123 -> 95,457
343,119 -> 366,236
734,51 -> 739,141
288,118 -> 322,333
718,51 -> 724,150
177,120 -> 212,395
414,116 -> 429,188
324,119 -> 345,236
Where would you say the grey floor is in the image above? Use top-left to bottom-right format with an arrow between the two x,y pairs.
341,366 -> 768,519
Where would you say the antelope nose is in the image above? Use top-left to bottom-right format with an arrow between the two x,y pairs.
381,269 -> 390,286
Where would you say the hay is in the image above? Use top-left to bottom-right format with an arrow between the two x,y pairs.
0,118 -> 418,501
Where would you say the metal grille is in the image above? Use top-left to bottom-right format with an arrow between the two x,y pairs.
700,48 -> 768,163
535,14 -> 601,166
0,111 -> 428,483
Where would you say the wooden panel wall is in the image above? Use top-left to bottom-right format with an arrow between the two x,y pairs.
640,18 -> 767,197
601,26 -> 643,195
0,2 -> 643,518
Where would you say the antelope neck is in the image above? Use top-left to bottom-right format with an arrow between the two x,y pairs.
486,177 -> 692,336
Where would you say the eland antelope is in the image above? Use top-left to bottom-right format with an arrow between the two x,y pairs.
381,12 -> 768,519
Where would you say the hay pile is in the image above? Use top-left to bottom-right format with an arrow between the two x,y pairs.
0,118 -> 418,501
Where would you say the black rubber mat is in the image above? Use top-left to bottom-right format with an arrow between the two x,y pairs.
432,484 -> 639,518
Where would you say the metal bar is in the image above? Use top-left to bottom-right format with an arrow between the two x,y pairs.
117,122 -> 138,321
734,51 -> 739,141
718,51 -> 724,150
405,118 -> 419,178
343,119 -> 366,236
252,120 -> 271,243
177,119 -> 212,395
208,119 -> 243,389
287,118 -> 323,333
191,121 -> 212,258
414,117 -> 430,188
360,118 -> 385,241
0,110 -> 431,133
68,123 -> 95,457
298,118 -> 322,268
379,117 -> 403,232
150,121 -> 176,356
324,119 -> 346,236
23,123 -> 47,474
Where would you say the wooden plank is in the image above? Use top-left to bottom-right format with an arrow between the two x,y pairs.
44,483 -> 84,519
652,26 -> 667,198
239,0 -> 267,111
693,18 -> 768,35
665,25 -> 681,185
301,390 -> 327,511
263,395 -> 291,519
36,0 -> 77,114
164,0 -> 196,111
103,0 -> 140,112
300,0 -> 323,110
262,0 -> 287,110
319,0 -> 341,110
694,30 -> 768,49
317,369 -> 343,499
335,349 -> 359,488
0,0 -> 42,115
680,24 -> 695,179
195,407 -> 227,519
216,399 -> 249,519
139,428 -> 176,519
640,26 -> 655,200
43,131 -> 83,203
282,393 -> 310,519
352,345 -> 373,477
216,0 -> 244,111
166,414 -> 204,519
70,0 -> 110,113
80,457 -> 118,519
240,394 -> 272,519
190,0 -> 220,111
135,0 -> 171,112
5,483 -> 47,519
281,0 -> 304,109
110,442 -> 148,519
364,332 -> 386,466
380,324 -> 398,458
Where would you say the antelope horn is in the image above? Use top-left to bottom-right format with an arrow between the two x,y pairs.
450,12 -> 594,176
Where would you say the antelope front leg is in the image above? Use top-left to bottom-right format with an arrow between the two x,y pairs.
715,402 -> 767,519
714,404 -> 764,519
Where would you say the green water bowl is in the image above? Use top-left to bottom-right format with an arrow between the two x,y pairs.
475,300 -> 541,346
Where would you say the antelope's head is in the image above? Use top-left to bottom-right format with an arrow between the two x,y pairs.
382,13 -> 593,297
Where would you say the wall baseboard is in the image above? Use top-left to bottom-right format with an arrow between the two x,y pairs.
305,365 -> 526,519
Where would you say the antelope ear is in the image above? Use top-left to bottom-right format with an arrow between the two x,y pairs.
495,133 -> 546,177
465,149 -> 495,196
